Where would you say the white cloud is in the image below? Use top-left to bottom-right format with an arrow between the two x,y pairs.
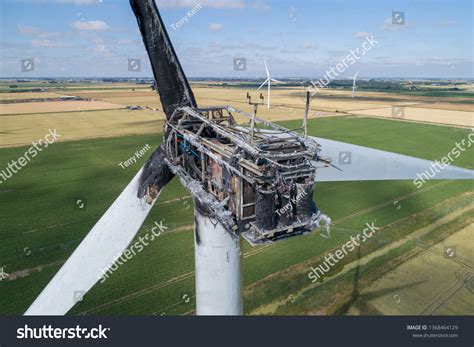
17,24 -> 60,38
60,0 -> 101,3
301,42 -> 317,49
380,18 -> 407,31
57,0 -> 101,3
209,23 -> 224,32
18,0 -> 102,4
117,39 -> 137,45
353,31 -> 371,38
155,0 -> 269,10
92,44 -> 108,53
31,39 -> 68,47
249,0 -> 270,11
156,0 -> 242,8
436,20 -> 456,28
91,36 -> 105,44
71,20 -> 109,31
17,24 -> 42,35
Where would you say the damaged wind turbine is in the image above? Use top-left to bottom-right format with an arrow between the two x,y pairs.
25,0 -> 474,316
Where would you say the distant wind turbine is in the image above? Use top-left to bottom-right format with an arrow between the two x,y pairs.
349,70 -> 359,98
255,59 -> 282,108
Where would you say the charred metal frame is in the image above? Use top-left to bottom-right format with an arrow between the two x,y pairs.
163,105 -> 329,244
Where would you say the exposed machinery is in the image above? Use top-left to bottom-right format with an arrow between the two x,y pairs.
162,103 -> 329,244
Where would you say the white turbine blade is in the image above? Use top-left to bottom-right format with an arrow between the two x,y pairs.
264,59 -> 270,78
312,137 -> 474,182
255,78 -> 269,92
352,71 -> 358,97
25,166 -> 161,315
270,78 -> 283,83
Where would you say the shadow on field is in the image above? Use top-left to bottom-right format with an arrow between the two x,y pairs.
0,127 -> 28,134
335,247 -> 426,315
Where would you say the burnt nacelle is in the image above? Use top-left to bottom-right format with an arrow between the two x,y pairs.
164,106 -> 328,244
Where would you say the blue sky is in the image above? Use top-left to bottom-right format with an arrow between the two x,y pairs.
1,0 -> 472,78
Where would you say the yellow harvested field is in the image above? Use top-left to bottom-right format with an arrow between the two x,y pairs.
356,223 -> 474,315
0,100 -> 124,115
100,96 -> 164,108
194,87 -> 364,109
0,109 -> 165,147
65,85 -> 474,112
67,90 -> 152,99
350,107 -> 473,127
68,90 -> 165,109
65,83 -> 147,90
1,84 -> 473,146
0,92 -> 62,101
293,99 -> 388,112
62,86 -> 474,125
412,102 -> 473,112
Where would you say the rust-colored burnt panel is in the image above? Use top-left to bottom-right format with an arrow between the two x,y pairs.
243,205 -> 255,218
242,181 -> 255,204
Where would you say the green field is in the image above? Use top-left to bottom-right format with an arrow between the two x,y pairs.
395,90 -> 474,99
0,82 -> 151,93
0,116 -> 472,315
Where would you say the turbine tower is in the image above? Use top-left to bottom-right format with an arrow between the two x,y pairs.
255,59 -> 282,108
350,70 -> 359,98
24,1 -> 474,317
